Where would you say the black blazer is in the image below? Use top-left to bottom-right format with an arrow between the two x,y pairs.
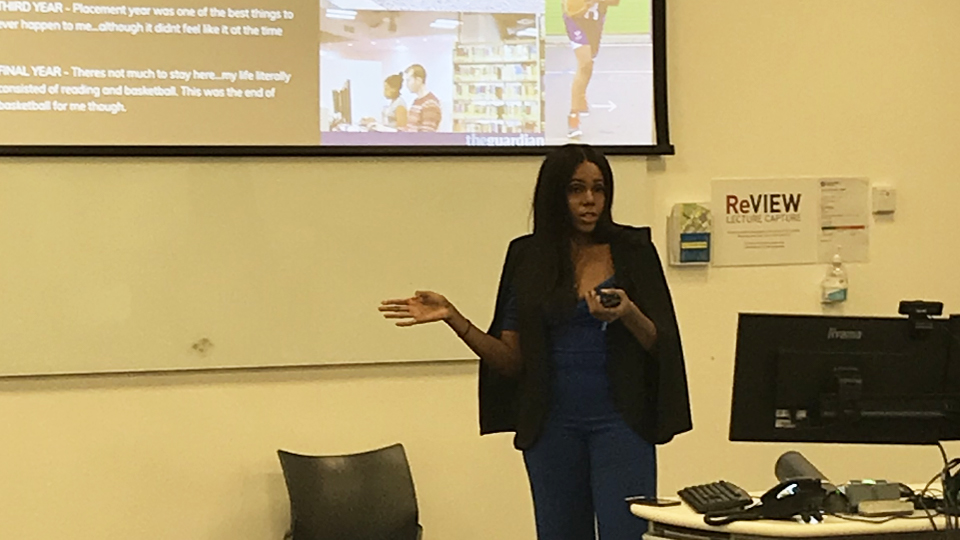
479,225 -> 693,449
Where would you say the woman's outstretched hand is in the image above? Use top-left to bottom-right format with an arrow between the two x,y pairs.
379,290 -> 453,327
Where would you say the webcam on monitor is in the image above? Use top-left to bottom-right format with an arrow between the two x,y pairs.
898,300 -> 944,317
899,299 -> 944,335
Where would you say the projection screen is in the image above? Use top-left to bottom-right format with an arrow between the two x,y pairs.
0,0 -> 672,155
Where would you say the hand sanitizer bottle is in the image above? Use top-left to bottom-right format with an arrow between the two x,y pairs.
821,248 -> 848,304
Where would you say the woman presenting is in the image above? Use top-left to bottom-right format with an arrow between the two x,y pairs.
380,143 -> 692,540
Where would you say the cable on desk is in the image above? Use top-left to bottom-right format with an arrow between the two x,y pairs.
935,441 -> 960,530
900,482 -> 940,533
826,512 -> 934,525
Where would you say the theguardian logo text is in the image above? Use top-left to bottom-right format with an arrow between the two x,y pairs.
465,133 -> 545,147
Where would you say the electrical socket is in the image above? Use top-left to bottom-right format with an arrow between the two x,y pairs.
872,186 -> 897,215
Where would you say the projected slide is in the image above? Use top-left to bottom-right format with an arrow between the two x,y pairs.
0,0 -> 657,149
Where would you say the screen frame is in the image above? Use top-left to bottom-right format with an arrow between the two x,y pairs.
0,0 -> 673,158
728,312 -> 960,445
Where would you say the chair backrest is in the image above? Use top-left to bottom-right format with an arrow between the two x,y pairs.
277,443 -> 420,540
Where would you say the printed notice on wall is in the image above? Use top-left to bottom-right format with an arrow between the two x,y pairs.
818,177 -> 869,263
711,178 -> 820,266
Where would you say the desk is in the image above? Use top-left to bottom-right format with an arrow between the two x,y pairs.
631,501 -> 954,539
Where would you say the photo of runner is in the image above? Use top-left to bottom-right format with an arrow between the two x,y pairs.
544,0 -> 654,145
563,0 -> 617,138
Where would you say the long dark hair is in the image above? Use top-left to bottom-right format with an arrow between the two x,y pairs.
528,144 -> 617,318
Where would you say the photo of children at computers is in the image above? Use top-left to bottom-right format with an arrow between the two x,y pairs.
356,65 -> 441,132
357,73 -> 407,132
318,1 -> 544,146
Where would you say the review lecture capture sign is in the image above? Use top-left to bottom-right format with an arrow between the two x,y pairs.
711,178 -> 820,266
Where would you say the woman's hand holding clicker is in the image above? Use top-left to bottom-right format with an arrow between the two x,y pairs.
587,288 -> 658,350
585,288 -> 634,323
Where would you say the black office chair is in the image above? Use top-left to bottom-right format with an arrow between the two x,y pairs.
277,443 -> 422,540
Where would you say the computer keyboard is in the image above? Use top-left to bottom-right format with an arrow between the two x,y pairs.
677,480 -> 753,514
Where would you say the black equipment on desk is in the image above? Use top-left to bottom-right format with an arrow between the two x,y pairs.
702,478 -> 827,526
677,480 -> 752,514
775,450 -> 829,481
753,478 -> 827,520
775,451 -> 850,513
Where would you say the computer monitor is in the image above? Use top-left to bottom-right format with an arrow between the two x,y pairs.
333,81 -> 352,125
729,312 -> 960,444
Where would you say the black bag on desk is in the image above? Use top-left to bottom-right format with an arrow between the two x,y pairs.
704,478 -> 826,526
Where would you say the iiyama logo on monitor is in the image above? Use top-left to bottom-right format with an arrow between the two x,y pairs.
827,328 -> 863,340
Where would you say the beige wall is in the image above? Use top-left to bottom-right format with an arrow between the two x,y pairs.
3,1 -> 960,538
0,157 -> 543,375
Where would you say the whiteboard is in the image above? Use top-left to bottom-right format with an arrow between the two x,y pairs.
0,156 -> 652,376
